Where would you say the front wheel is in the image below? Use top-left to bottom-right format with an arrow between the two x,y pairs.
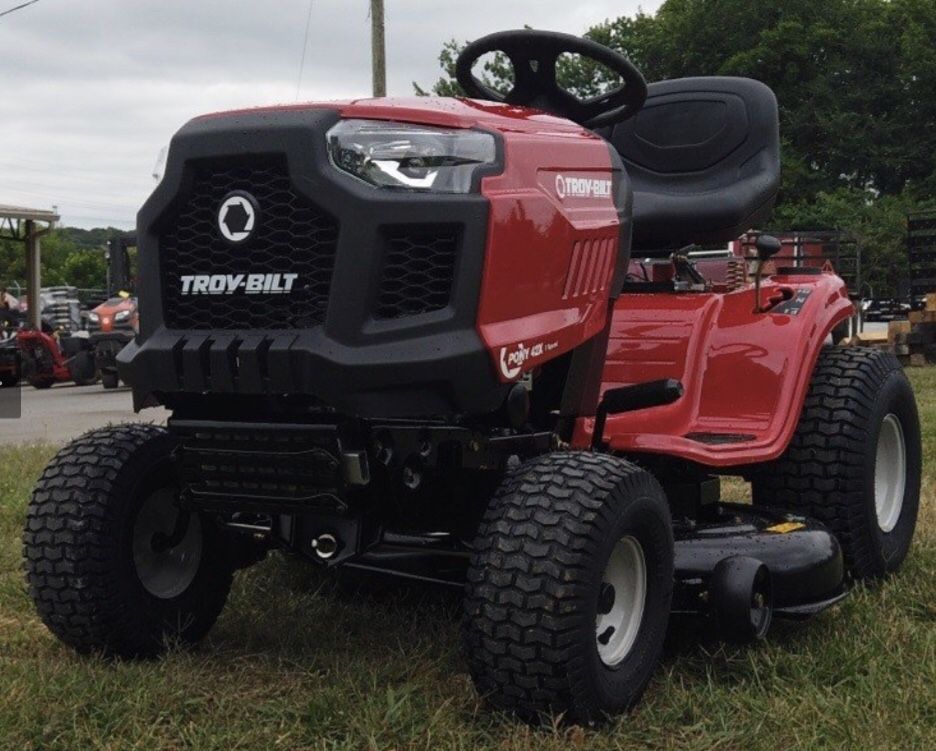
752,347 -> 921,580
463,452 -> 673,723
23,424 -> 235,657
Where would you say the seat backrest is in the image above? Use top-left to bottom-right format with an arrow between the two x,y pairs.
603,77 -> 780,251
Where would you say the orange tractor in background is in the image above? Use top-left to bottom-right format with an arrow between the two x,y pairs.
88,292 -> 138,388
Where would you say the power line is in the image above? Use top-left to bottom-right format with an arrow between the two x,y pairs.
295,0 -> 314,100
0,0 -> 41,20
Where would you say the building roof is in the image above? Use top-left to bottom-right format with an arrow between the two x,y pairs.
0,204 -> 60,223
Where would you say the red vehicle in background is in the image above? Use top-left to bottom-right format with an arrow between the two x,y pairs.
88,292 -> 138,388
13,288 -> 97,389
16,325 -> 97,389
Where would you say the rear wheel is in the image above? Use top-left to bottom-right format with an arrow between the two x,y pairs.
751,347 -> 921,580
463,452 -> 673,723
23,424 -> 235,657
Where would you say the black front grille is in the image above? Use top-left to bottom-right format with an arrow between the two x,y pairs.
160,156 -> 339,330
375,226 -> 459,319
175,422 -> 347,512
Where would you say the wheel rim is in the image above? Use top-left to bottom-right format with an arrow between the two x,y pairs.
874,413 -> 906,533
595,535 -> 647,667
132,487 -> 202,599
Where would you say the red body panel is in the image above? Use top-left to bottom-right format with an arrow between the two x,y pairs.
198,97 -> 586,134
571,271 -> 853,466
16,330 -> 71,383
475,128 -> 620,380
340,100 -> 624,380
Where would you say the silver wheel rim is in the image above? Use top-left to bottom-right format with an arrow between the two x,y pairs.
595,535 -> 647,667
132,487 -> 202,599
874,413 -> 906,534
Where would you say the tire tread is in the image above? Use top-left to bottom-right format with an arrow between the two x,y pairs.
751,346 -> 915,578
23,423 -> 231,656
463,451 -> 669,719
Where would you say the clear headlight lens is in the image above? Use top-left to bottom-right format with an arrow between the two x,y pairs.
88,312 -> 100,323
115,310 -> 131,322
326,119 -> 497,193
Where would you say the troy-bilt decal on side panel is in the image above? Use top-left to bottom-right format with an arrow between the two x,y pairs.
554,173 -> 612,201
180,273 -> 298,295
498,340 -> 559,380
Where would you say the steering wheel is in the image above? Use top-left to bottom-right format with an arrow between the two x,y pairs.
455,30 -> 647,128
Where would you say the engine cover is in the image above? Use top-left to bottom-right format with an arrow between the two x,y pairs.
120,98 -> 630,418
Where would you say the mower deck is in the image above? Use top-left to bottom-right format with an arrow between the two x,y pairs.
325,501 -> 847,621
671,504 -> 846,618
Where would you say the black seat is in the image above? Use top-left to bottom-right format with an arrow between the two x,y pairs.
603,77 -> 780,250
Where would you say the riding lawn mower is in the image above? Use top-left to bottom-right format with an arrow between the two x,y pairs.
23,31 -> 920,723
16,323 -> 97,389
88,292 -> 138,388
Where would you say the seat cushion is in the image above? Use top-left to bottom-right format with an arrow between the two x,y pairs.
604,77 -> 780,250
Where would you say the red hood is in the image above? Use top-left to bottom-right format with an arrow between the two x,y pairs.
193,96 -> 591,135
93,298 -> 136,316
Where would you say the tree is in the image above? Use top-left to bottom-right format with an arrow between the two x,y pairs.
61,250 -> 107,291
0,226 -> 120,297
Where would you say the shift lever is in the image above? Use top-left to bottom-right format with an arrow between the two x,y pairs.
753,234 -> 782,313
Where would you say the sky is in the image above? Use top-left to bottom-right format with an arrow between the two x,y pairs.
0,0 -> 661,229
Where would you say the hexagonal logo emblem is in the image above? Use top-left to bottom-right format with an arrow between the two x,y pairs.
217,191 -> 259,244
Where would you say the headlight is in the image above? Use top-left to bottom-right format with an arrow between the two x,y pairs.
88,312 -> 100,323
115,310 -> 131,322
326,119 -> 497,193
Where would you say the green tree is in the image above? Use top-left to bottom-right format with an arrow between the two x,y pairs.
0,226 -> 121,297
772,187 -> 921,297
61,250 -> 107,291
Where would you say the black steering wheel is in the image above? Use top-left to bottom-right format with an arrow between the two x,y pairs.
455,30 -> 647,129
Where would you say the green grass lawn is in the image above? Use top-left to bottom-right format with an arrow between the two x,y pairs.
1,372 -> 934,751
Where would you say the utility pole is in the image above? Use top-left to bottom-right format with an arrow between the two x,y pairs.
370,0 -> 386,97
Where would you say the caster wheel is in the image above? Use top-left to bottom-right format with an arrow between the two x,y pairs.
710,556 -> 772,643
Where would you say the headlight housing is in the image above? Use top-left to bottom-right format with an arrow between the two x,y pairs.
115,310 -> 131,322
326,119 -> 497,193
88,312 -> 100,323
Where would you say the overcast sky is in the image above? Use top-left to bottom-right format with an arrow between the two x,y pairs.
0,0 -> 660,229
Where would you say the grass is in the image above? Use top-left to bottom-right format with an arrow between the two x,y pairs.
1,374 -> 935,751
